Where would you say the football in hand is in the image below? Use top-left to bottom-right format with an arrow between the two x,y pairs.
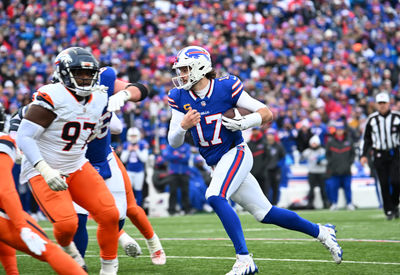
223,107 -> 252,119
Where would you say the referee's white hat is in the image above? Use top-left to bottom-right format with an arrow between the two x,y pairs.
375,92 -> 390,103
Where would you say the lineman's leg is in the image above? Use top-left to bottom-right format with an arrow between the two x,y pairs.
115,152 -> 165,264
114,151 -> 155,239
0,212 -> 86,275
68,162 -> 119,260
205,144 -> 253,255
72,202 -> 89,258
0,241 -> 18,275
28,175 -> 78,246
231,173 -> 319,237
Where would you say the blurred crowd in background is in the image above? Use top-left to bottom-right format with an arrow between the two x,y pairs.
1,0 -> 399,215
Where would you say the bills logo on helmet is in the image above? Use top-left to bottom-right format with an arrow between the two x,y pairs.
183,48 -> 210,60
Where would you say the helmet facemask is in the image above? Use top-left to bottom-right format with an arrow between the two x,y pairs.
68,67 -> 99,97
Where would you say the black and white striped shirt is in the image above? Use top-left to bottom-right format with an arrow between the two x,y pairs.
360,110 -> 400,156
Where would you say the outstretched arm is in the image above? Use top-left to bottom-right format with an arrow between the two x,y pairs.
107,79 -> 149,112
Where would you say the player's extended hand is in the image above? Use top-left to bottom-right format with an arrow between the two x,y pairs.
20,227 -> 47,256
34,160 -> 68,191
107,90 -> 131,112
181,109 -> 201,130
87,122 -> 102,143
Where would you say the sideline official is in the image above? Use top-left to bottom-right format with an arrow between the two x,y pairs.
360,92 -> 400,220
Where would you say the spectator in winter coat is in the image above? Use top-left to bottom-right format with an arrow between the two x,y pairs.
325,121 -> 356,211
162,143 -> 192,215
265,128 -> 286,205
248,127 -> 268,196
302,135 -> 330,209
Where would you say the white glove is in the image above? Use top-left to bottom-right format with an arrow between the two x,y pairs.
87,121 -> 102,143
20,227 -> 47,256
35,160 -> 68,191
107,90 -> 130,112
222,111 -> 262,132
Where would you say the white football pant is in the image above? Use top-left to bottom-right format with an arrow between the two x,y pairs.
205,143 -> 272,221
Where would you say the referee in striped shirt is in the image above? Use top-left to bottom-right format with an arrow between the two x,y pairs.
360,92 -> 400,220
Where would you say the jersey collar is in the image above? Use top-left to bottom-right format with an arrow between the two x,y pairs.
188,79 -> 214,102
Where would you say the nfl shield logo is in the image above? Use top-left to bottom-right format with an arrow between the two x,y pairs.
201,101 -> 206,107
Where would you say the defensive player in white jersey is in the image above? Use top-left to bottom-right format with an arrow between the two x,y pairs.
167,46 -> 343,275
16,47 -> 131,275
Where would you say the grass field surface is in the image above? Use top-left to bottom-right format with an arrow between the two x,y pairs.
12,209 -> 400,275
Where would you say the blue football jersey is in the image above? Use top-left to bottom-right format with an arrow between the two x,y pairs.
168,75 -> 244,166
85,67 -> 116,178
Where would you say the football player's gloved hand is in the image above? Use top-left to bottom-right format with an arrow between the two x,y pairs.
20,227 -> 47,256
222,111 -> 262,132
107,90 -> 130,112
34,160 -> 68,191
87,122 -> 102,143
222,116 -> 245,132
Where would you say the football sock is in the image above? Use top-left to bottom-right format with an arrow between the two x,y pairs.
207,196 -> 248,254
134,190 -> 143,206
126,204 -> 154,239
73,214 -> 88,257
262,206 -> 319,237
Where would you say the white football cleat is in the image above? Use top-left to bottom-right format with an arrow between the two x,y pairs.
99,258 -> 118,275
318,224 -> 343,264
119,232 -> 142,257
146,233 -> 166,265
62,242 -> 87,271
226,254 -> 258,275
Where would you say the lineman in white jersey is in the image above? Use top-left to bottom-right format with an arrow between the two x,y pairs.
16,47 -> 121,275
168,46 -> 343,275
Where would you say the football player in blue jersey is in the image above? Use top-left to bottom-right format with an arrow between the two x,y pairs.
73,66 -> 166,266
167,46 -> 343,275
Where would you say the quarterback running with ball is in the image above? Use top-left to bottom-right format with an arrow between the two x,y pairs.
167,46 -> 343,275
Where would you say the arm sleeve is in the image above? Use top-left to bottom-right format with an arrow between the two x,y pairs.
167,109 -> 187,148
15,119 -> 45,166
109,112 -> 123,135
236,91 -> 267,112
0,153 -> 28,231
360,118 -> 373,157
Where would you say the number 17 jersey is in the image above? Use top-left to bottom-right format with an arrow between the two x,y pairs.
168,75 -> 244,166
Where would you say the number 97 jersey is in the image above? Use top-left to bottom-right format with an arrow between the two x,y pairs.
168,74 -> 244,166
21,82 -> 108,180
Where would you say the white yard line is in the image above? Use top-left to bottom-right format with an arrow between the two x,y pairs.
15,254 -> 400,265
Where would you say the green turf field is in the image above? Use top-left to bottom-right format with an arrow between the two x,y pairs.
12,209 -> 400,274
